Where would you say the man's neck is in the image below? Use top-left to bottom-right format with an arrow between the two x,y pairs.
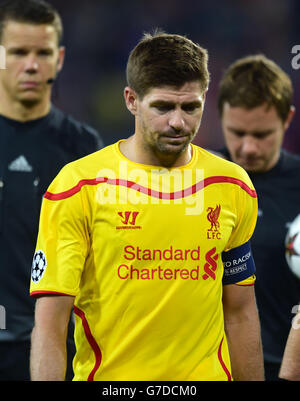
0,96 -> 51,122
119,136 -> 193,168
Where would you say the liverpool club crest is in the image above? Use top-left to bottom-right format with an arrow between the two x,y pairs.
207,204 -> 221,239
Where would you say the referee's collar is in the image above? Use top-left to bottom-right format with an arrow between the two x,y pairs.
217,146 -> 285,178
0,105 -> 54,129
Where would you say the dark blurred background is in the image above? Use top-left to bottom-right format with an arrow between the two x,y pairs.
48,0 -> 300,153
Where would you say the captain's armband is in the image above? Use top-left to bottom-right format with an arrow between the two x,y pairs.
222,241 -> 256,285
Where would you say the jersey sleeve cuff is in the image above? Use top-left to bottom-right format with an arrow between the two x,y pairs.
235,274 -> 256,286
30,289 -> 76,298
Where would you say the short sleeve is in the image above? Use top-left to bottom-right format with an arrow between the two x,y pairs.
224,167 -> 258,252
221,166 -> 258,285
30,165 -> 89,297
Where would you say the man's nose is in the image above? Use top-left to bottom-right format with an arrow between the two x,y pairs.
241,136 -> 259,155
168,110 -> 185,132
24,54 -> 39,74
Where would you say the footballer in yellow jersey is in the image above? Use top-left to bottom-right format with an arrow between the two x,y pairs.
30,141 -> 257,381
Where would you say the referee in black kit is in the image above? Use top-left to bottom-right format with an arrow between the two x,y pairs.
0,0 -> 103,380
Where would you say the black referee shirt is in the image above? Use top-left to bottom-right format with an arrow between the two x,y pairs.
218,148 -> 300,364
0,105 -> 103,342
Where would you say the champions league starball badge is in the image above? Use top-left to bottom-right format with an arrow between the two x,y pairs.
31,250 -> 47,283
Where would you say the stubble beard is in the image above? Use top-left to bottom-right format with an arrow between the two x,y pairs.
144,131 -> 194,168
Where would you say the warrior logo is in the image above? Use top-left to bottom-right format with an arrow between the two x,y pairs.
207,204 -> 221,239
116,211 -> 141,229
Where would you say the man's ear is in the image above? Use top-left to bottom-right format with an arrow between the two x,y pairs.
124,86 -> 139,115
201,89 -> 207,109
56,46 -> 65,73
283,105 -> 296,132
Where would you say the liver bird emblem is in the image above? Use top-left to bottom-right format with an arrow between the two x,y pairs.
207,204 -> 221,231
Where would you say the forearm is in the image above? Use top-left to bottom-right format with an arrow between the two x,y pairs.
225,312 -> 264,381
30,296 -> 74,381
223,285 -> 264,381
30,324 -> 67,381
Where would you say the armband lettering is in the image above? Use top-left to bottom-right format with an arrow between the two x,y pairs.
222,241 -> 256,285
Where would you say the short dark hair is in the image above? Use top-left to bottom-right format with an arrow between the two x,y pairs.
126,29 -> 209,99
0,0 -> 63,44
217,54 -> 293,122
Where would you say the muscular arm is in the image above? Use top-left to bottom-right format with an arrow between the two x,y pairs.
30,295 -> 75,381
223,284 -> 264,381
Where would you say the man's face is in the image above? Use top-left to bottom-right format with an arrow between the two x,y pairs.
221,102 -> 293,173
0,21 -> 64,107
125,81 -> 206,160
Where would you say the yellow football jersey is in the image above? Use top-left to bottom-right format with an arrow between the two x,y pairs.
30,141 -> 257,381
